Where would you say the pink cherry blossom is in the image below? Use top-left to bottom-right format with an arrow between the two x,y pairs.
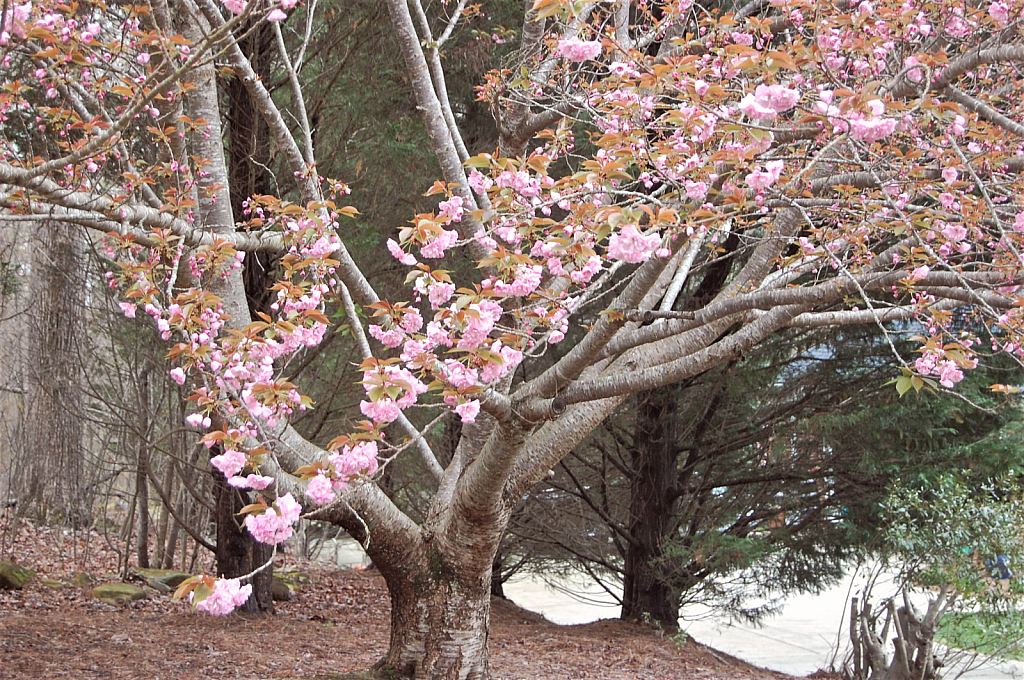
607,224 -> 660,263
989,1 -> 1010,25
306,473 -> 335,505
169,367 -> 186,385
360,398 -> 401,423
468,170 -> 493,194
455,399 -> 480,424
438,195 -> 464,222
387,238 -> 417,265
267,8 -> 287,21
941,222 -> 968,242
942,167 -> 958,184
685,180 -> 708,200
228,474 -> 275,490
327,441 -> 379,489
938,360 -> 964,388
0,2 -> 31,45
456,300 -> 503,349
211,449 -> 247,478
192,578 -> 251,616
907,265 -> 930,283
428,282 -> 455,309
492,264 -> 542,297
745,160 -> 785,190
443,359 -> 478,389
420,228 -> 458,258
557,38 -> 602,62
328,440 -> 379,482
368,323 -> 404,347
244,493 -> 301,545
738,84 -> 800,119
119,302 -> 137,318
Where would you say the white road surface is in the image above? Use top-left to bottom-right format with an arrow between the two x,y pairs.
320,538 -> 1023,679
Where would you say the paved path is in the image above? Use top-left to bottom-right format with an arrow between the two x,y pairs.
321,537 -> 1023,679
503,568 -> 1024,680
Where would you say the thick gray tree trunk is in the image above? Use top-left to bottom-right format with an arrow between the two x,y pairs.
377,554 -> 492,680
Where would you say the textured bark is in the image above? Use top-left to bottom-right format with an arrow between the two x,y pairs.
17,220 -> 90,526
374,543 -> 492,680
620,388 -> 681,630
224,19 -> 278,320
850,591 -> 948,680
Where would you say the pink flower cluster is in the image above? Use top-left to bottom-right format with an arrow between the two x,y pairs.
387,238 -> 418,266
738,84 -> 801,119
244,493 -> 302,545
814,92 -> 897,143
745,160 -> 785,190
458,300 -> 504,349
438,195 -> 465,222
989,1 -> 1010,25
469,170 -> 493,194
359,365 -> 428,424
1,2 -> 32,45
191,578 -> 252,616
211,449 -> 247,478
492,264 -> 543,297
607,224 -> 661,263
420,228 -> 459,258
557,38 -> 602,62
916,347 -> 976,389
849,100 -> 897,143
306,440 -> 381,506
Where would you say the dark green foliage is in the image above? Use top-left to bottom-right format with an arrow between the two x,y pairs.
504,324 -> 1024,625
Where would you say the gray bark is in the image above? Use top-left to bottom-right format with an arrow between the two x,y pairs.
16,220 -> 90,526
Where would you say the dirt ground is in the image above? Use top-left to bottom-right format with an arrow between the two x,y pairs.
0,517 -> 813,680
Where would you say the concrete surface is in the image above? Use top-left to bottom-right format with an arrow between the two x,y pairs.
321,537 -> 1023,679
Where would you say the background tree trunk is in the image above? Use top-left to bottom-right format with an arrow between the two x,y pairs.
135,366 -> 152,568
16,221 -> 90,527
213,472 -> 274,612
621,387 -> 682,629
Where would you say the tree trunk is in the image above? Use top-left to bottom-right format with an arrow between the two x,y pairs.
180,6 -> 274,611
621,387 -> 681,630
213,472 -> 274,613
18,220 -> 89,527
375,546 -> 492,680
136,366 -> 152,568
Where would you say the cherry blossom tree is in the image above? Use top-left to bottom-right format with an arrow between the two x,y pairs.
4,0 -> 1024,676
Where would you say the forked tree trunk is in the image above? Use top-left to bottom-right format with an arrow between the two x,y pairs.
848,591 -> 948,680
375,545 -> 492,680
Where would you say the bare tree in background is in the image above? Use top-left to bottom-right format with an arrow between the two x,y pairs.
13,221 -> 91,526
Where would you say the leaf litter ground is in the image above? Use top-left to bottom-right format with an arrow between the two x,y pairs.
0,516 -> 815,680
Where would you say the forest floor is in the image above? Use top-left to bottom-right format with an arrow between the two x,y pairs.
0,516 -> 829,680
